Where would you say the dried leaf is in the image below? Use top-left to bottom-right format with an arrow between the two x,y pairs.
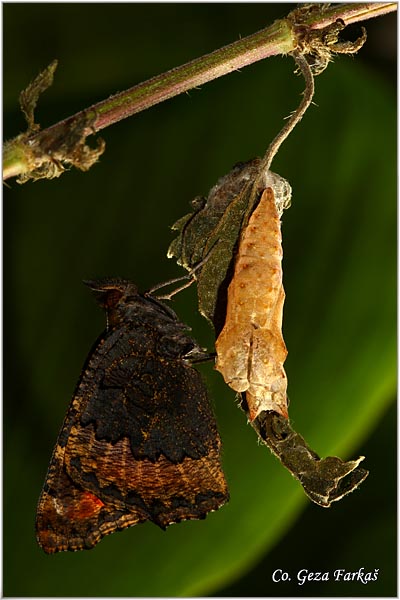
287,7 -> 367,75
16,112 -> 105,183
11,61 -> 105,183
19,60 -> 58,133
168,159 -> 290,333
254,411 -> 369,507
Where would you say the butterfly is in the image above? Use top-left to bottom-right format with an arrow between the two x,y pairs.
36,279 -> 228,553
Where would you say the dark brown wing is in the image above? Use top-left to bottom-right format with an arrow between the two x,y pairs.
36,282 -> 228,553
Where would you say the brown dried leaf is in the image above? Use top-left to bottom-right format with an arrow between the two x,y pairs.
11,61 -> 105,183
255,411 -> 369,507
16,112 -> 105,184
19,59 -> 58,133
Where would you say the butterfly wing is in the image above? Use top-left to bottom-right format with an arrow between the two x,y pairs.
36,285 -> 228,553
36,438 -> 143,553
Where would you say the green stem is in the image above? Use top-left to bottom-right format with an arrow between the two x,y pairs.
3,2 -> 396,182
304,2 -> 396,28
94,19 -> 293,131
54,2 -> 398,133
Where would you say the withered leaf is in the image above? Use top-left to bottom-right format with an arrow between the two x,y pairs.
9,60 -> 105,183
254,411 -> 369,507
169,159 -> 259,331
168,159 -> 291,333
19,59 -> 58,133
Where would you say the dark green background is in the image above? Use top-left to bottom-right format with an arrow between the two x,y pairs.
4,4 -> 396,597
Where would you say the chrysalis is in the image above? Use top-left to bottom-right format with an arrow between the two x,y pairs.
215,172 -> 291,421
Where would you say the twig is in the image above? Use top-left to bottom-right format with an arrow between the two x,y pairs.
3,2 -> 396,183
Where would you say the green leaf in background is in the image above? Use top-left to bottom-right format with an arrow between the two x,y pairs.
4,4 -> 396,597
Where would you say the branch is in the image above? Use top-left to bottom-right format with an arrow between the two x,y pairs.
3,2 -> 396,183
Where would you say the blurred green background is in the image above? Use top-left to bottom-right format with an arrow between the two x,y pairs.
4,4 -> 396,597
